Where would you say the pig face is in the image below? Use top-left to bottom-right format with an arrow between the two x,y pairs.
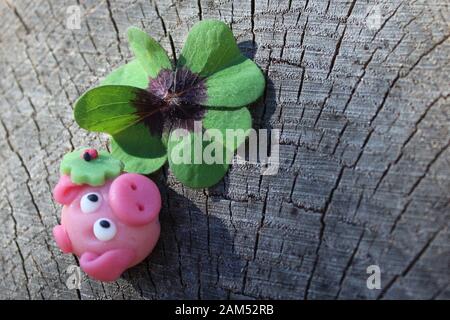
53,173 -> 161,282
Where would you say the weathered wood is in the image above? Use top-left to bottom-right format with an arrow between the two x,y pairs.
0,0 -> 448,299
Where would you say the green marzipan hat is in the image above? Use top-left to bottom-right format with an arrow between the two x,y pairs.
60,147 -> 124,186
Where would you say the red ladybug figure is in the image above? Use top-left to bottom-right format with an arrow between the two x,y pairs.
80,148 -> 98,161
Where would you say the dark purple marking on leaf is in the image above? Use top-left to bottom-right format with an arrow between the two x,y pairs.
150,67 -> 207,105
132,68 -> 207,137
131,89 -> 165,136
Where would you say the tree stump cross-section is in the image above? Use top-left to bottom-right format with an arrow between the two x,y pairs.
0,0 -> 448,299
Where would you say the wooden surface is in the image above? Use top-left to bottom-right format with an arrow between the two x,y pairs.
0,0 -> 449,299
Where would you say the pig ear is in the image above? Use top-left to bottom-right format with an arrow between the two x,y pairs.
109,174 -> 161,226
53,175 -> 84,205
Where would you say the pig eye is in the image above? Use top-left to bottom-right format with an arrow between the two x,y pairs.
93,218 -> 116,241
80,193 -> 102,213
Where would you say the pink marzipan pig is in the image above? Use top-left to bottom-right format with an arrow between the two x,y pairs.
52,149 -> 161,282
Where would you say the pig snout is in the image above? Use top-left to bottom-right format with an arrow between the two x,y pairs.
109,173 -> 161,226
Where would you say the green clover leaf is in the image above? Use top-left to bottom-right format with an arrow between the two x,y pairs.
178,20 -> 265,107
128,27 -> 172,78
167,131 -> 231,188
74,20 -> 265,188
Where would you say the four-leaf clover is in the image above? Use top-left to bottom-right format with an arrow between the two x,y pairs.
74,20 -> 265,188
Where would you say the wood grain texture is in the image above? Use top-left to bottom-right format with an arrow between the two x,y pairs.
0,0 -> 448,300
